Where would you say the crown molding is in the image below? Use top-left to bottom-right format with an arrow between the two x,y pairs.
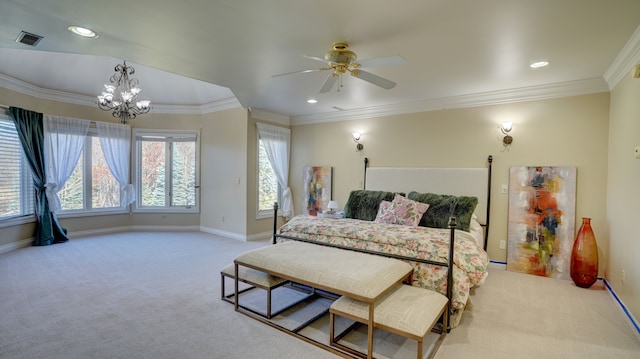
0,73 -> 242,115
290,78 -> 610,125
0,72 -> 610,126
604,25 -> 640,89
250,108 -> 291,126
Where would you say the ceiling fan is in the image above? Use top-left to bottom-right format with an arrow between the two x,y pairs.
273,42 -> 406,93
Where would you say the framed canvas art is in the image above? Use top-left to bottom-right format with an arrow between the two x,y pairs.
506,166 -> 577,279
303,166 -> 332,216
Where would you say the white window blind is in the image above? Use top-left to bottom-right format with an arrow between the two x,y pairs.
0,115 -> 34,219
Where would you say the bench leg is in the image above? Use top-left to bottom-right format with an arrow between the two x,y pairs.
266,288 -> 272,319
220,273 -> 225,301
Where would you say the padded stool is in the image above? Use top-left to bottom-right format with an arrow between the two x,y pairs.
330,284 -> 449,359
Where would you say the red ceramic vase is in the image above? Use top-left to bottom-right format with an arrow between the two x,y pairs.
570,218 -> 598,288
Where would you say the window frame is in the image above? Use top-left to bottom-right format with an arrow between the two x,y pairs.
0,113 -> 36,227
55,127 -> 128,217
256,136 -> 282,219
132,129 -> 200,214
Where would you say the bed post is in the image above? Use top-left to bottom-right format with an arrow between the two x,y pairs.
363,157 -> 369,189
484,155 -> 493,251
446,216 -> 456,333
272,202 -> 279,245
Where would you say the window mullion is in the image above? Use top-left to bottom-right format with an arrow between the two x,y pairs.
166,142 -> 172,207
83,136 -> 92,210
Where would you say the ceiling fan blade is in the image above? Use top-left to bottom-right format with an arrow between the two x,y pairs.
319,75 -> 338,93
302,55 -> 329,64
357,55 -> 407,68
272,67 -> 328,77
351,69 -> 397,89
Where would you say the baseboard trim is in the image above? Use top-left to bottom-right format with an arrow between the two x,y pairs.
67,226 -> 131,238
199,226 -> 247,241
130,225 -> 200,232
0,237 -> 33,254
603,278 -> 640,340
246,231 -> 272,242
488,260 -> 507,268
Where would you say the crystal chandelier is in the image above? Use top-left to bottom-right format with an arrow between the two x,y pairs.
97,61 -> 151,124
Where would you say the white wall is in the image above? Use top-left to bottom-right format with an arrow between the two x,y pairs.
607,71 -> 640,323
290,93 -> 610,267
200,108 -> 249,239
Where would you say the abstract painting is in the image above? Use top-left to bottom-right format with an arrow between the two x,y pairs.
303,166 -> 332,216
507,166 -> 577,279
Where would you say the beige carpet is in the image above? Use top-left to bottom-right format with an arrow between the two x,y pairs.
0,231 -> 638,359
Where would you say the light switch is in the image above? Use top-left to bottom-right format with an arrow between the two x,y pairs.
635,146 -> 640,159
501,184 -> 508,194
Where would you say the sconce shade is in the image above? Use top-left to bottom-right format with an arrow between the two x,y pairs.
501,122 -> 513,133
352,132 -> 361,141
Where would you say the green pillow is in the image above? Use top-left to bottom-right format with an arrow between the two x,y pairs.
407,191 -> 478,232
344,190 -> 404,221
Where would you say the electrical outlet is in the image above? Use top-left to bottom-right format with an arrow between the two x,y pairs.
499,240 -> 506,250
621,270 -> 626,285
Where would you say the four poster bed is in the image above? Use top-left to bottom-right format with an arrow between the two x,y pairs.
229,156 -> 493,358
275,156 -> 492,329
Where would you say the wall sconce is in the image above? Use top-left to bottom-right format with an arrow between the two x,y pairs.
352,132 -> 364,151
501,122 -> 513,149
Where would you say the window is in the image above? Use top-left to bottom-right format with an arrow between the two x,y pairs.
257,138 -> 280,216
57,132 -> 122,213
0,115 -> 34,222
134,130 -> 199,213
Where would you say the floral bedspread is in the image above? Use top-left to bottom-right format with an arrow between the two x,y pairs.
277,215 -> 489,327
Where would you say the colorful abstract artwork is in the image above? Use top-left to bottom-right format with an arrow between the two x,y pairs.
303,166 -> 332,216
506,166 -> 577,279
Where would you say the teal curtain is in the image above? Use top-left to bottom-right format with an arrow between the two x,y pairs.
9,107 -> 68,246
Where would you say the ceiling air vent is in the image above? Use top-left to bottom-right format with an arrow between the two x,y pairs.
15,31 -> 43,46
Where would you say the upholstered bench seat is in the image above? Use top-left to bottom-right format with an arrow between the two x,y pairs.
234,241 -> 413,301
220,263 -> 289,318
330,284 -> 448,359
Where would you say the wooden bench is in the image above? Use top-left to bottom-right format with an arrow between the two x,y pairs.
330,283 -> 449,359
220,263 -> 290,319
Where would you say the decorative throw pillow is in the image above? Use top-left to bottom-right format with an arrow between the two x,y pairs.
344,190 -> 404,221
374,194 -> 429,226
407,191 -> 478,232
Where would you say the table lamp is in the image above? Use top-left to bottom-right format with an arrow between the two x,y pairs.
327,201 -> 339,214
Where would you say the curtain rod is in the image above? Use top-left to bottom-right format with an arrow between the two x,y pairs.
0,104 -> 8,109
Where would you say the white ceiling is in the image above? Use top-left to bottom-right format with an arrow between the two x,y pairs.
0,0 -> 639,124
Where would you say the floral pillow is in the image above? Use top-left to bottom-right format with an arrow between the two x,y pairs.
374,194 -> 429,226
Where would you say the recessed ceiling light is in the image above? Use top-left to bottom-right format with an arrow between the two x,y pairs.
68,26 -> 98,38
530,61 -> 549,69
307,99 -> 318,104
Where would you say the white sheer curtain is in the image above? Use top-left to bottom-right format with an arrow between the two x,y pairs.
43,115 -> 90,211
256,122 -> 294,219
96,121 -> 135,207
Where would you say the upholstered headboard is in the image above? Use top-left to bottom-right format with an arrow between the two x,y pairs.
364,156 -> 493,249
